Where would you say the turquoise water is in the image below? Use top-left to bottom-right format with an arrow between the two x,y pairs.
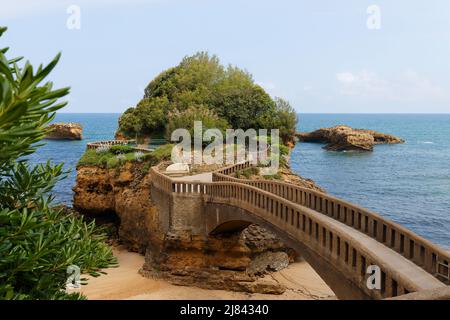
28,113 -> 450,248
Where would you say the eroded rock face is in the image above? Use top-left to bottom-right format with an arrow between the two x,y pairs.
73,162 -> 163,253
278,167 -> 326,193
247,252 -> 290,276
296,125 -> 404,152
73,162 -> 294,294
45,123 -> 83,140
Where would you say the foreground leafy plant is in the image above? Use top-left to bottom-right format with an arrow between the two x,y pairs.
0,27 -> 116,300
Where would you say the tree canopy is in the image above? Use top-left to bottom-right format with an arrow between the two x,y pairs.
118,52 -> 297,144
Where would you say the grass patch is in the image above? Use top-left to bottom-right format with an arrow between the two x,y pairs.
150,143 -> 174,159
235,167 -> 260,179
77,149 -> 114,168
109,145 -> 135,154
77,144 -> 174,170
263,172 -> 282,180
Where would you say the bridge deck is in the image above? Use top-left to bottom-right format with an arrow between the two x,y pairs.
294,202 -> 445,291
150,163 -> 449,299
174,172 -> 212,182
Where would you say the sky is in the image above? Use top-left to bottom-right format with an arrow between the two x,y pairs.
1,0 -> 449,113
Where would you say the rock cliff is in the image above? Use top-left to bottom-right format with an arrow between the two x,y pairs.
45,122 -> 83,140
73,162 -> 296,294
296,125 -> 404,151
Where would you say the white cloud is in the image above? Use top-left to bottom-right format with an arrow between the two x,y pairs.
336,72 -> 356,84
335,69 -> 447,102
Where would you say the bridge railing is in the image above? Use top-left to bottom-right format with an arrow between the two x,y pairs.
212,163 -> 450,283
86,140 -> 134,150
204,182 -> 422,298
150,166 -> 174,193
149,166 -> 432,298
215,161 -> 253,176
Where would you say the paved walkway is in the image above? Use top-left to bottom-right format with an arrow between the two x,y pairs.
175,172 -> 212,183
307,207 -> 445,291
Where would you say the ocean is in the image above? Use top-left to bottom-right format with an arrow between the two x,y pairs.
28,113 -> 450,249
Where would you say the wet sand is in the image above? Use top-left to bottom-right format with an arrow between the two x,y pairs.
78,246 -> 336,300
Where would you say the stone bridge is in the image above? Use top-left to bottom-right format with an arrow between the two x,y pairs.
149,162 -> 450,300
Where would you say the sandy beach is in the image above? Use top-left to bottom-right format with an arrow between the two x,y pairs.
78,246 -> 336,300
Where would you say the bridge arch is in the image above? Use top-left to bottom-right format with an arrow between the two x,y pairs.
204,201 -> 373,299
149,164 -> 449,300
209,219 -> 252,235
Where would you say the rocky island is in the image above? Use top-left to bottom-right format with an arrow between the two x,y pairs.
45,122 -> 83,140
296,125 -> 404,151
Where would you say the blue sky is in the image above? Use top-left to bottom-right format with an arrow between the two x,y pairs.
1,0 -> 449,113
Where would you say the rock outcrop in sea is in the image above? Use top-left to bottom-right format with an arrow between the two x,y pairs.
296,125 -> 404,152
45,122 -> 83,140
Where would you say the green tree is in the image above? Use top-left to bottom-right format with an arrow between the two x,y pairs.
0,27 -> 116,300
117,52 -> 293,141
145,52 -> 224,108
165,105 -> 229,143
118,97 -> 172,137
257,97 -> 297,144
211,66 -> 275,129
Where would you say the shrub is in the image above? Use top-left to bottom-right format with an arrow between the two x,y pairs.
77,149 -> 114,168
0,27 -> 116,300
78,144 -> 173,170
165,105 -> 229,142
134,151 -> 145,162
106,153 -> 135,169
95,145 -> 111,154
272,144 -> 290,156
242,169 -> 252,179
263,172 -> 282,180
151,144 -> 174,161
140,162 -> 152,175
109,145 -> 134,155
257,97 -> 297,145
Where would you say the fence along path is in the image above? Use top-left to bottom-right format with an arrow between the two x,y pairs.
213,162 -> 450,284
149,163 -> 448,299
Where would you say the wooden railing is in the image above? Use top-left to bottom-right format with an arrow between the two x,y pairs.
212,163 -> 450,284
149,166 -> 445,299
